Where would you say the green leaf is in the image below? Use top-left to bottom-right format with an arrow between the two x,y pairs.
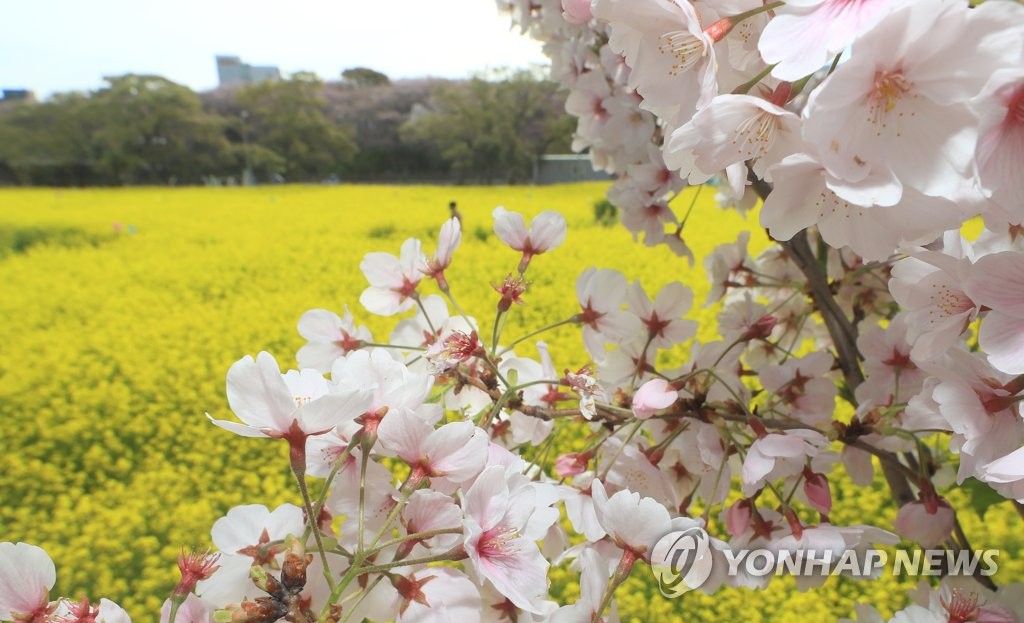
961,477 -> 1009,519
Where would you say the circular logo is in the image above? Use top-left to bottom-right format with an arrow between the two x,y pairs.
650,526 -> 714,598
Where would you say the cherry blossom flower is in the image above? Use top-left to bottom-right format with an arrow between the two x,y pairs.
389,567 -> 482,623
296,307 -> 372,373
758,0 -> 912,81
923,349 -> 1024,483
377,407 -> 488,485
895,577 -> 1019,623
855,315 -> 925,406
52,597 -> 132,623
196,504 -> 305,607
0,542 -> 55,622
424,217 -> 462,290
492,206 -> 567,272
801,0 -> 1013,198
741,429 -> 830,496
966,251 -> 1024,374
760,351 -> 837,427
626,281 -> 697,349
575,268 -> 642,359
462,466 -> 557,614
975,67 -> 1024,222
425,330 -> 482,374
208,351 -> 373,443
889,240 -> 978,361
160,594 -> 211,623
400,490 -> 464,555
549,547 -> 617,623
359,238 -> 428,316
592,0 -> 718,128
761,153 -> 962,261
666,91 -> 803,185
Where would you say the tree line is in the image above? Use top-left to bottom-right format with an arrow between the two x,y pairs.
0,68 -> 574,186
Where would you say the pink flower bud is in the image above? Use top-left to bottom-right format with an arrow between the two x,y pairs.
561,0 -> 593,24
725,499 -> 753,537
631,379 -> 678,419
555,451 -> 592,478
894,497 -> 955,548
803,470 -> 832,515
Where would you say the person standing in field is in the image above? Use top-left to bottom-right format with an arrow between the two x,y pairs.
449,200 -> 463,226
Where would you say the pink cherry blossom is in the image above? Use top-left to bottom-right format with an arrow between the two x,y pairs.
359,238 -> 428,316
377,407 -> 488,484
296,306 -> 371,373
575,268 -> 643,359
492,206 -> 567,272
758,0 -> 911,81
400,490 -> 464,555
761,153 -> 962,261
0,542 -> 55,622
462,466 -> 555,614
802,0 -> 1013,198
631,378 -> 678,419
424,217 -> 462,290
626,281 -> 697,349
666,92 -> 803,184
889,242 -> 978,361
390,567 -> 482,623
967,251 -> 1024,374
975,68 -> 1024,222
592,0 -> 718,128
160,594 -> 211,623
741,429 -> 830,496
855,315 -> 925,406
760,351 -> 837,426
197,504 -> 305,607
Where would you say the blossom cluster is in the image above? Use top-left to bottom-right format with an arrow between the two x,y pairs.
4,0 -> 1024,616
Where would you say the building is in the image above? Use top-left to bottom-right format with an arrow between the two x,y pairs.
215,56 -> 281,87
533,154 -> 612,185
1,89 -> 36,103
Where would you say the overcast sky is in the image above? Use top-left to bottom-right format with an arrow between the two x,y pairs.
0,0 -> 549,99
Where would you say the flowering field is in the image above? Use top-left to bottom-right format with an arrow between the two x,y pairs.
1,183 -> 1020,621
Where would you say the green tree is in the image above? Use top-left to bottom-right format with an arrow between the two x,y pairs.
236,75 -> 357,182
0,93 -> 100,185
341,67 -> 391,88
89,74 -> 235,184
401,69 -> 573,183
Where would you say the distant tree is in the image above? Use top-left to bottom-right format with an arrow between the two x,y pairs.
401,70 -> 573,183
0,93 -> 99,185
341,67 -> 391,88
326,78 -> 448,181
236,75 -> 357,181
88,75 -> 235,184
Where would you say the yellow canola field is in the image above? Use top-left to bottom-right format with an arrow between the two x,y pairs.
0,184 -> 1019,620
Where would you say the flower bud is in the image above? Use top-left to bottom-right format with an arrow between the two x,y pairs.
802,469 -> 832,516
894,497 -> 955,548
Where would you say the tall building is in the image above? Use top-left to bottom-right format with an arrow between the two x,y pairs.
215,56 -> 281,87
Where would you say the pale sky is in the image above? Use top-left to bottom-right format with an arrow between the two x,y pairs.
0,0 -> 549,99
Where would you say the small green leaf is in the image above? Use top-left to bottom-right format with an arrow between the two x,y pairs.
961,477 -> 1009,519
